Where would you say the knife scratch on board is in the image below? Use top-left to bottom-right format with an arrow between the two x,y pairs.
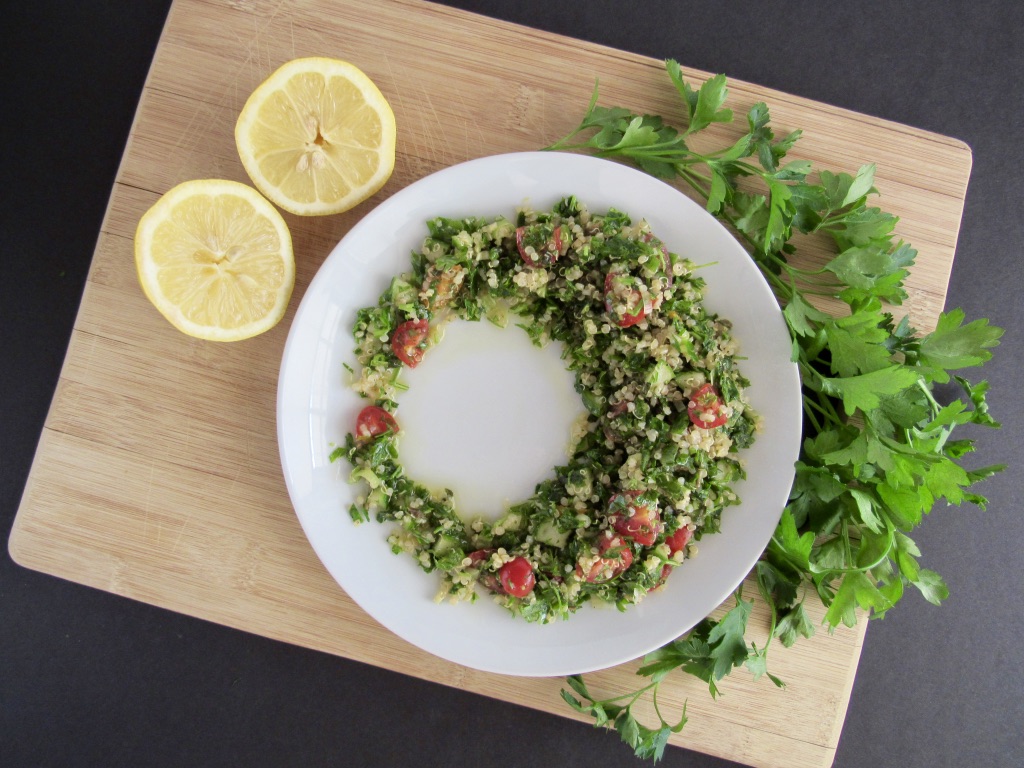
452,89 -> 487,156
419,89 -> 458,172
170,509 -> 192,556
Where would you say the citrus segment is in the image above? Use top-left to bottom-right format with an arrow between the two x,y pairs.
135,179 -> 295,341
235,57 -> 397,216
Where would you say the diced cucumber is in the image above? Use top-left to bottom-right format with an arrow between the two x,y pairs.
535,520 -> 570,548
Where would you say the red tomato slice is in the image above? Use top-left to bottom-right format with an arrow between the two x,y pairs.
665,526 -> 693,555
608,491 -> 662,546
391,319 -> 429,367
577,534 -> 634,583
499,557 -> 536,597
604,270 -> 647,327
355,406 -> 399,439
659,527 -> 693,584
687,383 -> 729,428
515,223 -> 567,267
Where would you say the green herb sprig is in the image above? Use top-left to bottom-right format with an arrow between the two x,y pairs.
545,60 -> 1004,761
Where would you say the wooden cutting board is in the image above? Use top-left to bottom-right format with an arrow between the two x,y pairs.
9,1 -> 972,766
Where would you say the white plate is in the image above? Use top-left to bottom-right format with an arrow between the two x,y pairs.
277,152 -> 801,677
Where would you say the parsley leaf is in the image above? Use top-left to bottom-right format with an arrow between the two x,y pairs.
823,307 -> 894,377
911,568 -> 949,605
783,292 -> 830,338
775,602 -> 816,647
824,241 -> 915,295
706,597 -> 753,680
916,309 -> 1004,381
818,366 -> 920,414
666,63 -> 732,133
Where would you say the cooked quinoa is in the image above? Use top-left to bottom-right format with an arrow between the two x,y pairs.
330,196 -> 759,624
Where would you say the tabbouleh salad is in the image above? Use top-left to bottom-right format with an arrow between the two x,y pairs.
330,196 -> 760,624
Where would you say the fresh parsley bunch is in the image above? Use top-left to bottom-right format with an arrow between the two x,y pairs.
546,60 -> 1004,762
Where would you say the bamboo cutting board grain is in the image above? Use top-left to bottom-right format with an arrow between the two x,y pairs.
9,1 -> 973,766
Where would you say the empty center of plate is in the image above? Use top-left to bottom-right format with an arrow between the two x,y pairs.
396,318 -> 586,520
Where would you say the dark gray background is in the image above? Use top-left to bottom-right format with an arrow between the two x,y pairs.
2,1 -> 1021,766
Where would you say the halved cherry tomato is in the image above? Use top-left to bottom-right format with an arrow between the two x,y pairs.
659,526 -> 694,583
687,383 -> 729,428
355,405 -> 399,439
499,556 -> 536,597
665,526 -> 693,555
608,490 -> 662,546
604,270 -> 647,327
391,318 -> 429,367
577,534 -> 634,583
515,223 -> 568,267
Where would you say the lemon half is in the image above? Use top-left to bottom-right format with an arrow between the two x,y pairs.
235,57 -> 397,216
135,179 -> 295,341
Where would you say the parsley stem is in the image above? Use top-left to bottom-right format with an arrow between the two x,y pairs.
916,378 -> 943,415
700,203 -> 795,299
590,681 -> 658,707
667,166 -> 789,292
776,262 -> 834,282
802,396 -> 825,433
651,684 -> 686,731
819,390 -> 843,424
675,165 -> 713,193
755,571 -> 779,653
792,285 -> 844,297
767,253 -> 843,290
